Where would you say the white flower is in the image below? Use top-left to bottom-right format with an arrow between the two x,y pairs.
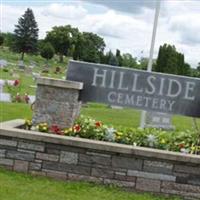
147,134 -> 157,147
105,127 -> 116,142
133,142 -> 137,146
180,148 -> 189,154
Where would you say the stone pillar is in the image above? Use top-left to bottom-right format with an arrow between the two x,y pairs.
32,77 -> 83,128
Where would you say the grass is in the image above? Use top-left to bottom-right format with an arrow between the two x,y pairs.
0,168 -> 180,200
1,102 -> 199,131
0,47 -> 68,68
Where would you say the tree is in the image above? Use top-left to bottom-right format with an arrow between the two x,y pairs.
108,51 -> 119,66
40,42 -> 55,63
155,44 -> 191,76
46,25 -> 79,63
116,49 -> 123,66
197,62 -> 200,72
13,8 -> 39,60
1,32 -> 15,48
73,32 -> 105,63
121,53 -> 138,68
0,34 -> 4,46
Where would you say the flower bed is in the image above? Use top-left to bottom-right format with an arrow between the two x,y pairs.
1,119 -> 200,199
24,115 -> 200,155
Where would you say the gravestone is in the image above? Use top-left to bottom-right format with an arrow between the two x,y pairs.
18,60 -> 25,70
145,111 -> 174,130
30,60 -> 36,68
0,59 -> 7,68
25,67 -> 33,75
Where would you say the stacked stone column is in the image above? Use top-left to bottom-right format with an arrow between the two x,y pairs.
32,77 -> 83,128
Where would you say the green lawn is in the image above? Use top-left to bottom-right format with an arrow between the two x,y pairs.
1,102 -> 199,131
0,168 -> 180,200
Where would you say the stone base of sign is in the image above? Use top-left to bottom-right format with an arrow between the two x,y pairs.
145,112 -> 175,130
32,77 -> 83,128
0,119 -> 200,200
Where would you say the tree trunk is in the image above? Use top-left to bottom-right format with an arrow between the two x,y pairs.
21,52 -> 25,60
59,54 -> 63,63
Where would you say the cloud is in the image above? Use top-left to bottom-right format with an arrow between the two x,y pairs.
1,1 -> 200,68
84,0 -> 156,14
169,14 -> 200,45
41,3 -> 87,20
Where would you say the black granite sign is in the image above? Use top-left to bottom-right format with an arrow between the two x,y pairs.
67,60 -> 200,118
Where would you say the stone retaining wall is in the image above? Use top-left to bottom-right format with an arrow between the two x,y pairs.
0,120 -> 200,200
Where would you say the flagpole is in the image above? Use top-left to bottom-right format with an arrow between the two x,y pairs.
140,0 -> 161,128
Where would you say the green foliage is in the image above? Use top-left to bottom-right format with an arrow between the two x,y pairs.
0,34 -> 4,46
28,115 -> 200,155
73,32 -> 105,63
45,25 -> 79,62
155,44 -> 191,76
13,8 -> 39,60
121,53 -> 138,68
40,42 -> 55,61
1,32 -> 15,48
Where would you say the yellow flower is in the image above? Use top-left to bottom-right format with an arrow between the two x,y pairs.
64,128 -> 72,134
160,139 -> 166,144
116,132 -> 123,136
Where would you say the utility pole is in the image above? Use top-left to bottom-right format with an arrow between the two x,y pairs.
140,0 -> 161,128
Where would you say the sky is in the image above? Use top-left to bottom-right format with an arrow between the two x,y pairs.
1,0 -> 200,68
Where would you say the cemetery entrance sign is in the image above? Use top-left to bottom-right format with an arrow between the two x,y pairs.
67,61 -> 200,118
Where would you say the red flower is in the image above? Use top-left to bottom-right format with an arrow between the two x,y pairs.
15,94 -> 21,102
50,125 -> 63,135
179,143 -> 185,149
24,94 -> 30,104
95,121 -> 102,128
13,80 -> 20,86
73,124 -> 81,133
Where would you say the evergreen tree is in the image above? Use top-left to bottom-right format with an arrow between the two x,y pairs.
116,49 -> 123,66
155,43 -> 191,76
108,51 -> 119,66
13,8 -> 39,60
0,34 -> 4,46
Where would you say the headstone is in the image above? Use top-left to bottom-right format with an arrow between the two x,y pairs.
25,67 -> 33,75
110,105 -> 123,109
0,93 -> 11,102
32,72 -> 40,81
0,80 -> 4,93
0,59 -> 7,68
30,60 -> 36,68
145,112 -> 174,130
18,60 -> 25,70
